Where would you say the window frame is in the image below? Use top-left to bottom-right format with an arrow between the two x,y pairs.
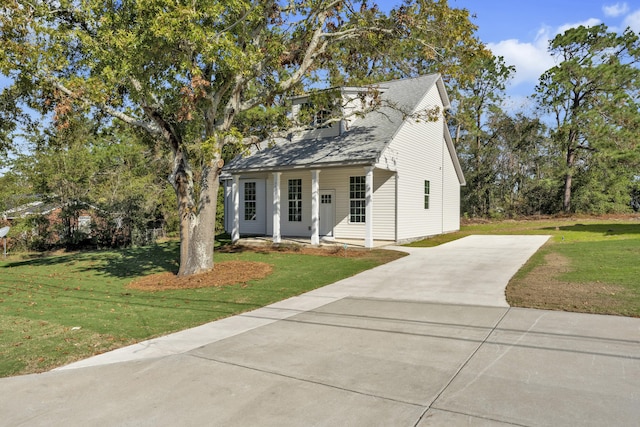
243,181 -> 257,221
349,176 -> 366,223
424,180 -> 430,210
288,179 -> 302,222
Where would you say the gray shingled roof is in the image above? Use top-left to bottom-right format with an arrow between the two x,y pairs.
224,74 -> 444,173
2,201 -> 58,219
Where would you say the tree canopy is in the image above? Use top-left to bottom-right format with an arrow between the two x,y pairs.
1,0 -> 486,275
535,24 -> 640,213
6,2 -> 637,268
451,23 -> 640,218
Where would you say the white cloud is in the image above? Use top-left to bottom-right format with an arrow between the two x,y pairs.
622,9 -> 640,32
556,18 -> 601,35
488,37 -> 554,88
487,19 -> 604,93
603,2 -> 629,17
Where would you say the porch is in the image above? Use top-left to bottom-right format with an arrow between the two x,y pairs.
234,236 -> 394,250
227,166 -> 379,248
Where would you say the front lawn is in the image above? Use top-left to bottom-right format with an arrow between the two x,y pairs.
0,242 -> 404,377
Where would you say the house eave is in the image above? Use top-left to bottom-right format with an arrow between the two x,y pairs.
435,76 -> 451,110
222,159 -> 378,176
443,123 -> 466,186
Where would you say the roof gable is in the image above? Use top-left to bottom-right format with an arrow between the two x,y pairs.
224,74 -> 447,172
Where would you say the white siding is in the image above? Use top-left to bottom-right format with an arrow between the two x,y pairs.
228,168 -> 395,240
376,145 -> 399,171
290,88 -> 381,141
341,94 -> 364,130
388,84 -> 449,240
372,170 -> 396,240
233,171 -> 311,238
442,146 -> 461,232
341,89 -> 377,131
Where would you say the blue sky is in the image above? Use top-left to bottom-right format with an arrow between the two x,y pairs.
448,0 -> 640,105
3,1 -> 639,114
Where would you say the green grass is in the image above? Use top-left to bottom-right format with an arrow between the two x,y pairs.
0,242 -> 404,377
555,238 -> 639,285
406,218 -> 640,246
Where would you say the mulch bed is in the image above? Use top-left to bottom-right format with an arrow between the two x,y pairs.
128,244 -> 370,291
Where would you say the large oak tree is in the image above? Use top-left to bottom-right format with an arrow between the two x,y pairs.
1,0 -> 484,276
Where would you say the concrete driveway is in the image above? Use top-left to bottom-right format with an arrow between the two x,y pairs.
2,235 -> 640,426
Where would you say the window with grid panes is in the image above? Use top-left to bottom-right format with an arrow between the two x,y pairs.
244,182 -> 256,220
349,176 -> 366,223
424,180 -> 430,209
288,179 -> 302,222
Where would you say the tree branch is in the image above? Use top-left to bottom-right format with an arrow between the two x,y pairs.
239,9 -> 330,112
47,76 -> 163,139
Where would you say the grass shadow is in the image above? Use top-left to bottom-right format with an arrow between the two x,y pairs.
1,233 -> 242,279
99,243 -> 180,278
541,223 -> 640,236
1,241 -> 180,279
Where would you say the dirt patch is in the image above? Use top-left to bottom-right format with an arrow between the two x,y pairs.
506,252 -> 629,314
128,244 -> 373,291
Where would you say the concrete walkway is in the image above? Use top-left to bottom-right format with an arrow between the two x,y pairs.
2,235 -> 640,426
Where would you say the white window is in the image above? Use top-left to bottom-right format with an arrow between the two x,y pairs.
244,182 -> 256,220
288,179 -> 302,222
349,176 -> 366,223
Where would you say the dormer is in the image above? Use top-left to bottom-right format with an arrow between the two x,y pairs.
291,85 -> 388,141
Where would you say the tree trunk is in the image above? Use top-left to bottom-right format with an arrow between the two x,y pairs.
563,147 -> 576,213
563,171 -> 573,213
172,149 -> 223,277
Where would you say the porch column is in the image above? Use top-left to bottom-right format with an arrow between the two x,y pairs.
272,172 -> 282,244
364,166 -> 374,248
311,169 -> 320,245
231,175 -> 240,243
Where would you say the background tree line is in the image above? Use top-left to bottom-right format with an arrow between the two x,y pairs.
0,1 -> 639,263
453,24 -> 640,218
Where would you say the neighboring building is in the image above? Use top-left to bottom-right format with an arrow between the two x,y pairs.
2,200 -> 94,247
2,201 -> 92,233
2,201 -> 59,222
221,74 -> 465,247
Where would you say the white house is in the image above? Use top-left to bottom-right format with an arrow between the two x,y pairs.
221,74 -> 465,247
